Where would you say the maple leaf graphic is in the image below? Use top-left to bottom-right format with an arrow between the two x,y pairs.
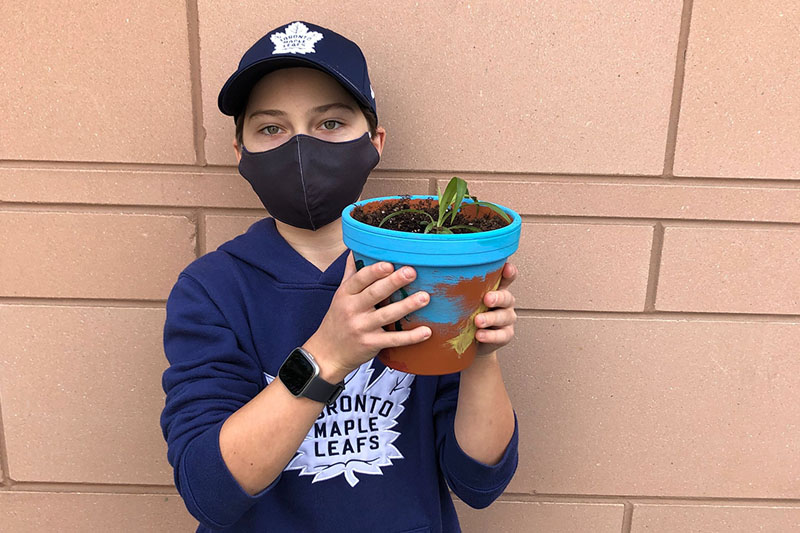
264,360 -> 415,487
270,22 -> 323,55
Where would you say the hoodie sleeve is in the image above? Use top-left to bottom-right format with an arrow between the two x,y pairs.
160,273 -> 278,529
432,370 -> 519,509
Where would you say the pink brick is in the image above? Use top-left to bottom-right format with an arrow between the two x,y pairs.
504,316 -> 800,497
513,223 -> 653,311
0,492 -> 197,532
675,3 -> 800,179
657,226 -> 800,314
205,214 -> 264,252
0,305 -> 173,484
199,2 -> 682,174
0,167 -> 261,209
361,177 -> 430,199
0,3 -> 194,164
632,504 -> 800,532
455,500 -> 623,533
0,212 -> 195,300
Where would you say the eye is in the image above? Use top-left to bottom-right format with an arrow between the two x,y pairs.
260,125 -> 281,135
321,120 -> 342,131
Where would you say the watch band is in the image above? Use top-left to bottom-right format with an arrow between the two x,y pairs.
303,372 -> 346,405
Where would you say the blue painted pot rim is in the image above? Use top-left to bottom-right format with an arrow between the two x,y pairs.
342,195 -> 522,267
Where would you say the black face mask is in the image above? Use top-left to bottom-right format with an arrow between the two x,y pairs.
238,133 -> 380,230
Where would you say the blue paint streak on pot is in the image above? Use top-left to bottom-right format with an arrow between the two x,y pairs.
381,263 -> 507,325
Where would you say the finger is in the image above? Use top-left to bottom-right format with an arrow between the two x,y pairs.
358,265 -> 418,308
475,307 -> 516,329
343,259 -> 394,295
483,290 -> 515,309
497,262 -> 518,291
369,325 -> 432,348
475,325 -> 514,345
369,290 -> 429,329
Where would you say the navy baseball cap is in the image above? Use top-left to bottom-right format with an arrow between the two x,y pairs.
218,21 -> 377,121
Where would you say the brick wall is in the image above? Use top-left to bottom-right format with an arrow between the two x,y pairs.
2,1 -> 799,531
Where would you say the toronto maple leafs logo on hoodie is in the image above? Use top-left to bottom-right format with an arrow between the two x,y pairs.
264,359 -> 415,487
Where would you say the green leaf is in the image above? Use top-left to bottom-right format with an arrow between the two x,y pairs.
379,208 -> 433,227
449,177 -> 468,225
475,201 -> 512,223
438,177 -> 459,226
423,221 -> 437,234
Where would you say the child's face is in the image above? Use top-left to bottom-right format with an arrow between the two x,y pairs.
235,67 -> 384,157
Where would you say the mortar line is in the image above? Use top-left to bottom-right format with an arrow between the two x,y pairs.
0,203 -> 268,218
0,204 -> 198,216
622,501 -> 634,533
0,300 -> 798,321
519,215 -> 800,230
422,173 -> 800,188
643,222 -> 666,312
514,309 -> 800,322
185,0 -> 207,166
663,0 -> 695,177
428,177 -> 438,196
0,397 -> 12,489
195,208 -> 207,257
4,203 -> 800,229
496,492 -> 800,505
3,162 -> 800,187
5,482 -> 178,495
0,298 -> 165,308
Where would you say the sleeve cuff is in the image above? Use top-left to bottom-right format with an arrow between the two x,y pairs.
443,411 -> 519,493
179,419 -> 281,528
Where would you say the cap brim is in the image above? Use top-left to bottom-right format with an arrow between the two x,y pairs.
218,56 -> 371,118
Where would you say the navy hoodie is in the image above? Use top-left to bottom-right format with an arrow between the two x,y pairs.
160,217 -> 519,532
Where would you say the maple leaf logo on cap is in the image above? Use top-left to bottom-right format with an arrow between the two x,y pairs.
270,21 -> 324,55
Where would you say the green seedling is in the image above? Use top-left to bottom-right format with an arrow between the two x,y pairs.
378,177 -> 511,234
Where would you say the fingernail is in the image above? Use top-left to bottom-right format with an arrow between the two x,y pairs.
403,266 -> 414,279
489,294 -> 496,305
418,292 -> 429,304
422,327 -> 431,338
476,316 -> 484,327
381,263 -> 393,273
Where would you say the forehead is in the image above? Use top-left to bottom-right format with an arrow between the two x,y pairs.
245,67 -> 358,111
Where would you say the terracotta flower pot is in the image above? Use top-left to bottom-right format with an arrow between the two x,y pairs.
342,196 -> 522,375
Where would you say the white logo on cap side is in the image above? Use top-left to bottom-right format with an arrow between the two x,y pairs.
271,22 -> 323,55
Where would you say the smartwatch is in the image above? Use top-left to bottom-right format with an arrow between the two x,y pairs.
278,347 -> 345,405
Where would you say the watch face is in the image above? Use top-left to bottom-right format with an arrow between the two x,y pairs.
279,349 -> 316,396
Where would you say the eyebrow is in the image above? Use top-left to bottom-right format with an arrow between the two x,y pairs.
311,103 -> 357,115
248,109 -> 286,120
247,102 -> 357,121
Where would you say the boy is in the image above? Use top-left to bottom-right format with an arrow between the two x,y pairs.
161,21 -> 520,532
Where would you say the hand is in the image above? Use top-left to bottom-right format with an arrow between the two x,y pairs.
305,252 -> 431,382
473,262 -> 518,358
